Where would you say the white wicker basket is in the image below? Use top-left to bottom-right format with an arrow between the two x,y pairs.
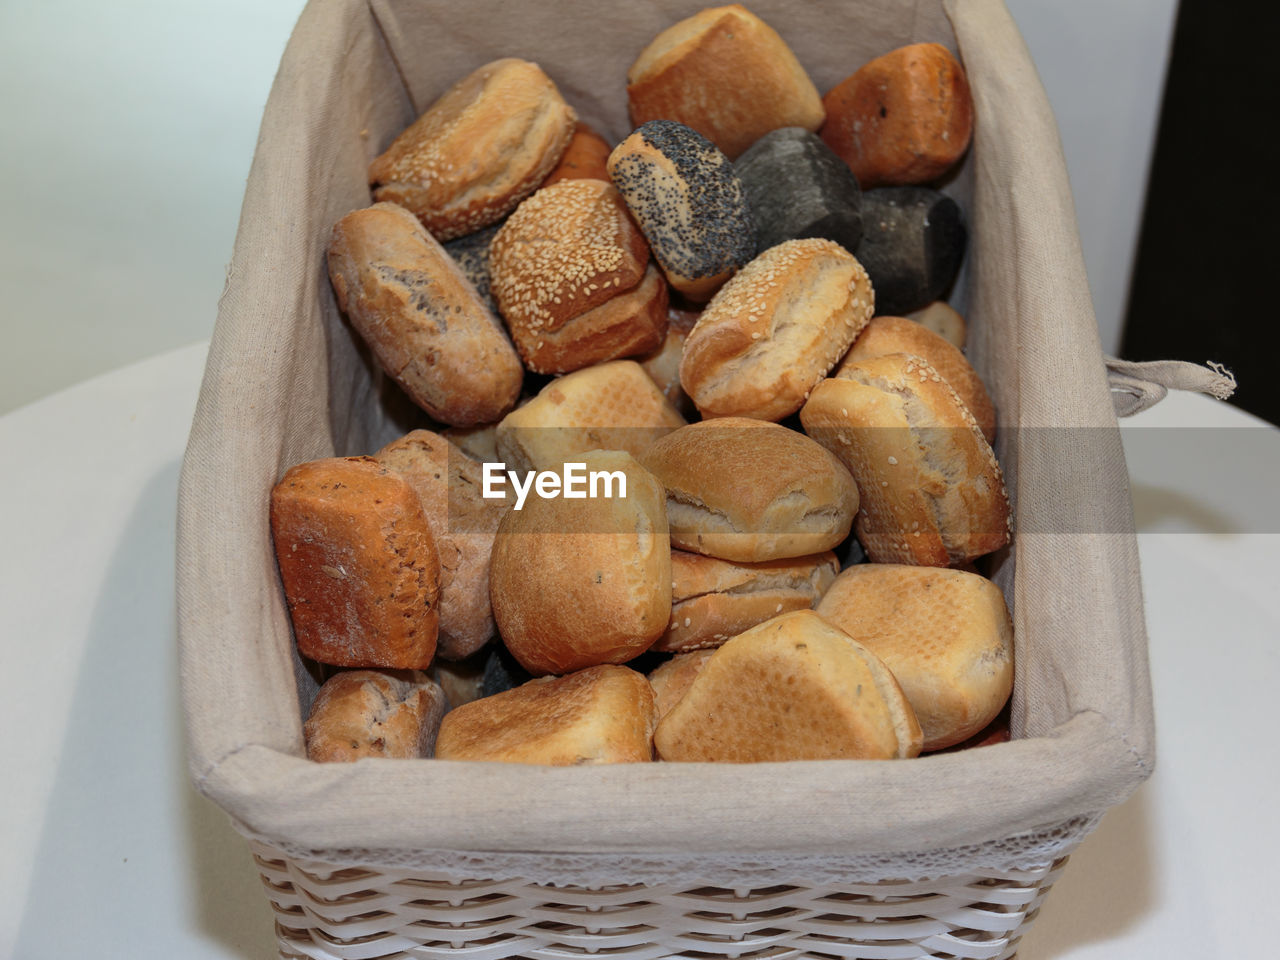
176,2 -> 1156,957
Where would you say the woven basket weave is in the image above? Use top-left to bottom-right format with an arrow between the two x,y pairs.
176,1 -> 1156,957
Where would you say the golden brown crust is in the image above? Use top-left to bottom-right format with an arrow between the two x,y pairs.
374,431 -> 510,660
799,355 -> 1010,566
653,610 -> 922,762
270,458 -> 440,669
905,300 -> 967,349
369,58 -> 576,240
820,43 -> 973,189
304,670 -> 446,762
656,550 -> 839,653
638,418 -> 859,562
490,179 -> 651,369
326,203 -> 524,426
489,451 -> 672,676
626,5 -> 824,160
648,649 -> 715,720
816,564 -> 1014,751
680,239 -> 874,421
435,665 -> 657,764
638,306 -> 699,418
495,360 -> 686,473
543,122 -> 613,186
841,316 -> 995,442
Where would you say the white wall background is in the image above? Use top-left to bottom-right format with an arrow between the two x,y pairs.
0,0 -> 1178,415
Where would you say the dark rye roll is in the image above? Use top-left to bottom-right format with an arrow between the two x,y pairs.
607,120 -> 755,302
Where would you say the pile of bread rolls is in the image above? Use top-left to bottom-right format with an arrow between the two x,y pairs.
270,4 -> 1015,766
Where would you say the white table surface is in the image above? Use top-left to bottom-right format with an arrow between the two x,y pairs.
1,343 -> 1276,958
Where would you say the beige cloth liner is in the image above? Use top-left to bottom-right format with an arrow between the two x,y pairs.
177,0 -> 1157,881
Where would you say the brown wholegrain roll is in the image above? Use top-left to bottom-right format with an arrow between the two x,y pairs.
648,649 -> 716,720
369,58 -> 576,240
542,122 -> 613,186
816,564 -> 1014,751
839,315 -> 996,442
304,670 -> 446,762
607,120 -> 755,302
490,178 -> 664,373
270,457 -> 440,669
495,360 -> 686,473
653,610 -> 922,762
327,202 -> 523,426
489,450 -> 672,676
638,418 -> 858,562
820,43 -> 973,189
656,549 -> 839,653
799,354 -> 1010,566
679,238 -> 875,421
374,430 -> 510,660
435,664 -> 657,764
626,5 -> 824,160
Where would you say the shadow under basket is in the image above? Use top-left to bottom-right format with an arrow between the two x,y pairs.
175,1 -> 1155,958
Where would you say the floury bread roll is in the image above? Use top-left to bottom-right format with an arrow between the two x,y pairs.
654,610 -> 922,762
327,203 -> 523,426
490,178 -> 667,373
608,120 -> 755,302
816,565 -> 1013,751
800,354 -> 1010,566
304,670 -> 446,762
626,5 -> 824,160
435,665 -> 657,764
495,360 -> 686,473
375,431 -> 509,660
639,419 -> 858,562
368,58 -> 575,240
648,649 -> 715,720
838,315 -> 996,443
656,550 -> 839,653
489,451 -> 672,676
679,238 -> 874,421
270,458 -> 440,669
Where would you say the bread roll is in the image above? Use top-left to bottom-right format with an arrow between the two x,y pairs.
906,300 -> 966,348
653,610 -> 922,762
543,122 -> 613,186
679,238 -> 874,421
305,670 -> 446,762
435,664 -> 657,764
491,178 -> 665,373
799,355 -> 1010,566
495,360 -> 686,473
369,58 -> 575,239
657,549 -> 839,653
839,315 -> 995,442
608,120 -> 755,301
270,457 -> 440,669
638,419 -> 859,562
648,649 -> 715,720
489,451 -> 672,676
639,305 -> 700,418
816,564 -> 1013,751
443,222 -> 502,313
442,423 -> 500,463
626,5 -> 824,160
430,651 -> 488,711
375,430 -> 509,660
327,202 -> 523,426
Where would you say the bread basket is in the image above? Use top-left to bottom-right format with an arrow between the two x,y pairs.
176,1 -> 1155,956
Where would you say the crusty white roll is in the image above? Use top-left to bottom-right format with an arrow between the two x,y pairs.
369,58 -> 575,240
639,305 -> 700,418
680,238 -> 874,421
657,549 -> 839,653
816,564 -> 1013,751
638,418 -> 858,562
435,665 -> 657,764
304,670 -> 446,762
648,649 -> 716,720
626,5 -> 824,160
327,202 -> 524,426
839,315 -> 995,442
489,450 -> 672,676
906,300 -> 966,349
653,610 -> 922,762
799,354 -> 1010,566
495,360 -> 686,473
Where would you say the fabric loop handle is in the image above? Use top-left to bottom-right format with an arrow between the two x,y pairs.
1104,356 -> 1237,417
